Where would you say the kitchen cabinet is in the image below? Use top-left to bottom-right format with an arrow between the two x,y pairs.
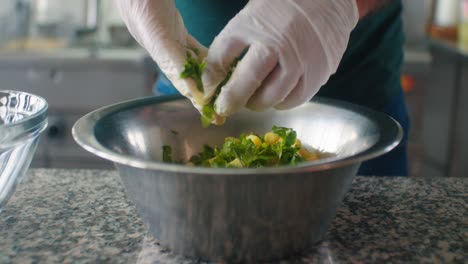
423,39 -> 468,178
402,48 -> 432,177
0,48 -> 156,169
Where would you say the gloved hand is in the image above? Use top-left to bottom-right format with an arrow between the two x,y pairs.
202,0 -> 359,117
114,0 -> 209,108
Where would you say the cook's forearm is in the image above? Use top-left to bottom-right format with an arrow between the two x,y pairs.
356,0 -> 394,18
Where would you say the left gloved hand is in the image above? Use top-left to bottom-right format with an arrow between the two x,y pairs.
114,0 -> 227,125
201,0 -> 359,117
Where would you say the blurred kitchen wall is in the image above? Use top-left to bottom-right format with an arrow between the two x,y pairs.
0,0 -> 435,51
0,0 -> 128,51
0,0 -> 148,169
402,0 -> 433,46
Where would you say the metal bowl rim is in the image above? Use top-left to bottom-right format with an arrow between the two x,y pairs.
72,95 -> 403,175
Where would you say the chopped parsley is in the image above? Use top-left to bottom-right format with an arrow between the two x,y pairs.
180,50 -> 206,92
162,145 -> 173,163
162,126 -> 322,168
180,51 -> 239,127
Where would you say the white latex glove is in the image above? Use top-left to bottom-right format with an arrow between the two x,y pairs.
202,0 -> 359,117
114,0 -> 208,108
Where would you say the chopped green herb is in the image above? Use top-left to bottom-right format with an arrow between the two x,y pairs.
180,51 -> 206,92
272,126 -> 297,148
201,104 -> 215,128
162,126 -> 322,168
200,59 -> 239,127
162,145 -> 173,163
180,51 -> 239,127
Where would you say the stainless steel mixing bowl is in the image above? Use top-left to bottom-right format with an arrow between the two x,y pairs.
73,95 -> 402,262
0,90 -> 48,211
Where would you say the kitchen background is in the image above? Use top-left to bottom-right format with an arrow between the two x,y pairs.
0,0 -> 466,177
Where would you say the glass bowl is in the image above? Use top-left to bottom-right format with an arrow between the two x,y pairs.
0,90 -> 47,211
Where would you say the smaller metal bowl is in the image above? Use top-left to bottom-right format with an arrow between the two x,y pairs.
0,90 -> 48,211
73,96 -> 402,262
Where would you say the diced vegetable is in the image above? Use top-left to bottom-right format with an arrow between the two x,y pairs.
162,145 -> 172,163
162,126 -> 324,168
180,52 -> 239,127
264,132 -> 281,145
246,135 -> 262,146
180,50 -> 205,92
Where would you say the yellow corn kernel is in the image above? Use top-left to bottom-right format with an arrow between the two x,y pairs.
299,147 -> 319,161
264,132 -> 281,145
247,134 -> 262,146
228,158 -> 243,168
293,139 -> 302,148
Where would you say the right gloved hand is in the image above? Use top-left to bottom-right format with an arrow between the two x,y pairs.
114,0 -> 211,109
201,0 -> 358,117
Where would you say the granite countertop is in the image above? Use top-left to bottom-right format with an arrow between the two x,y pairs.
0,169 -> 466,263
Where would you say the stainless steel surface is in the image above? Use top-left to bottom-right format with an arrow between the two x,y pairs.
0,90 -> 47,211
72,96 -> 402,262
452,67 -> 468,177
423,41 -> 468,178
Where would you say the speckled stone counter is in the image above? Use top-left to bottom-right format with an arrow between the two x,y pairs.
0,169 -> 466,263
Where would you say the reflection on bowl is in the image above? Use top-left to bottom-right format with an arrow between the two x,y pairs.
0,91 -> 48,211
73,96 -> 402,262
